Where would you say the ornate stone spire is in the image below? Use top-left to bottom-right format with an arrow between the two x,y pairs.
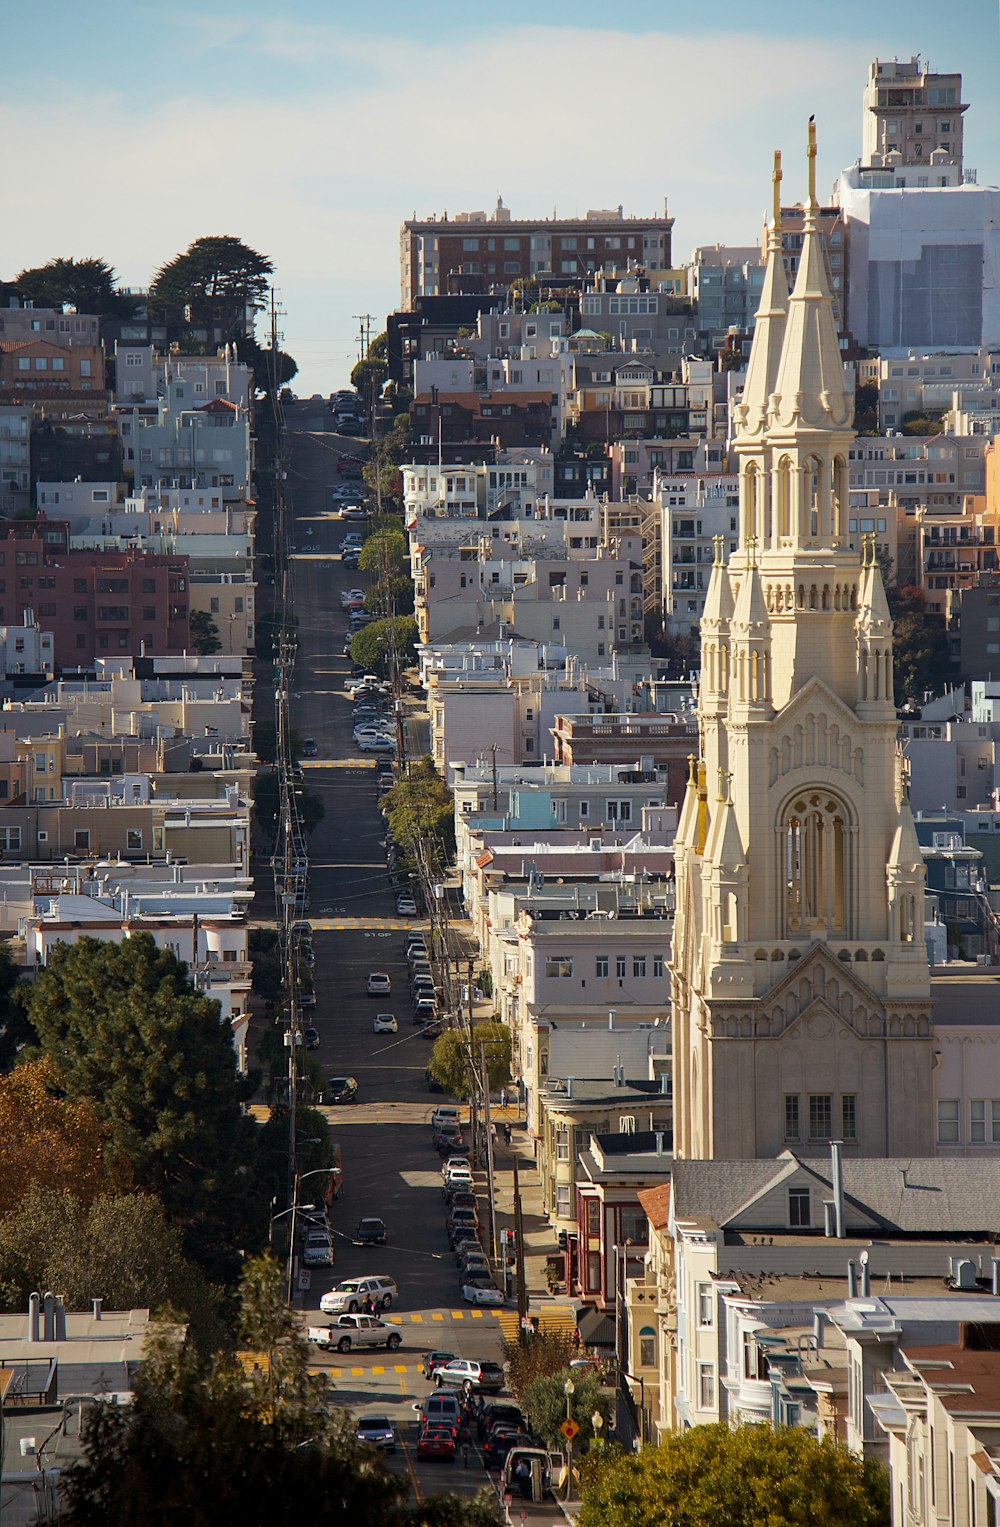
734,151 -> 789,443
771,121 -> 853,434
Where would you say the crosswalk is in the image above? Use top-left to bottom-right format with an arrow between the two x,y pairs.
301,758 -> 376,769
309,917 -> 430,932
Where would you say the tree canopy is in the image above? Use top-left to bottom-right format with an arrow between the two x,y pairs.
349,615 -> 418,676
886,584 -> 953,704
14,256 -> 138,320
0,939 -> 32,1070
59,1255 -> 500,1526
0,1183 -> 220,1342
577,1424 -> 889,1527
26,935 -> 259,1276
149,236 -> 273,327
428,1021 -> 511,1100
358,529 -> 407,577
381,756 -> 454,872
520,1368 -> 610,1450
0,1056 -> 122,1214
189,610 -> 222,655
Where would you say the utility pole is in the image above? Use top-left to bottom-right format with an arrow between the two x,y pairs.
491,742 -> 499,811
481,1044 -> 498,1261
512,1156 -> 528,1337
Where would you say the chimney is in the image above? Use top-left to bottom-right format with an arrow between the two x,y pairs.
814,1310 -> 827,1350
27,1291 -> 40,1343
92,1297 -> 103,1322
823,1200 -> 836,1237
830,1140 -> 845,1239
654,1131 -> 665,1157
42,1291 -> 55,1342
565,1077 -> 573,1098
992,1259 -> 1000,1298
859,1252 -> 871,1298
847,1261 -> 858,1298
54,1294 -> 67,1341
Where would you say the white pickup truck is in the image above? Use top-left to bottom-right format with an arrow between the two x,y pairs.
307,1314 -> 403,1354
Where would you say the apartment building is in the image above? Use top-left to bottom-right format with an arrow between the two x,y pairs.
400,201 -> 673,307
658,472 -> 740,634
0,520 -> 189,665
0,406 -> 30,515
861,55 -> 968,180
403,453 -> 556,522
578,275 -> 698,358
0,336 -> 105,414
118,385 -> 252,499
860,348 -> 1000,431
113,343 -> 251,408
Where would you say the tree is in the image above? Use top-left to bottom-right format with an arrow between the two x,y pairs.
363,577 -> 414,617
26,935 -> 259,1276
14,257 -> 138,320
520,1368 -> 611,1449
428,1021 -> 511,1100
0,1056 -> 122,1214
0,940 -> 32,1071
59,1255 -> 497,1526
886,584 -> 953,703
504,1332 -> 576,1397
349,615 -> 418,677
577,1424 -> 890,1527
239,332 -> 299,396
351,355 -> 388,416
0,1182 -> 220,1342
381,756 -> 454,872
149,236 -> 273,338
190,609 -> 223,655
358,530 -> 407,577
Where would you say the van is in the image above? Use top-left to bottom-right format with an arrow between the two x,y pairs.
415,1392 -> 462,1432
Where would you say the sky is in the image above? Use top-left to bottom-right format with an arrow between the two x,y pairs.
3,1 -> 999,394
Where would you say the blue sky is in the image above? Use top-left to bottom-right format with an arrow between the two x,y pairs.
4,2 -> 998,392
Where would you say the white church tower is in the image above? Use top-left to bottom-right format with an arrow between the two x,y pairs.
671,129 -> 933,1161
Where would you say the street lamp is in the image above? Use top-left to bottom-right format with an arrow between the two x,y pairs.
285,1164 -> 335,1303
564,1376 -> 575,1499
591,1409 -> 604,1446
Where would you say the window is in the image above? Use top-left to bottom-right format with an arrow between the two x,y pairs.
743,1330 -> 769,1382
697,1363 -> 716,1411
970,1100 -> 1000,1143
639,1327 -> 655,1368
788,1186 -> 811,1228
937,1100 -> 960,1144
633,957 -> 646,978
0,826 -> 21,852
809,1093 -> 833,1141
126,828 -> 143,851
555,1185 -> 571,1218
586,1199 -> 600,1236
696,1283 -> 714,1327
842,1094 -> 858,1141
73,829 -> 91,852
784,1095 -> 800,1141
556,1128 -> 570,1161
621,1208 -> 646,1243
653,955 -> 664,979
616,956 -> 627,980
596,955 -> 609,978
544,956 -> 573,978
606,799 -> 632,823
79,359 -> 91,376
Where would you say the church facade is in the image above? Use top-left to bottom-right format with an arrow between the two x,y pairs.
670,135 -> 934,1162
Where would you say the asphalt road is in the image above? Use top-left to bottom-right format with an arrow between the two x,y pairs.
281,401 -> 514,1509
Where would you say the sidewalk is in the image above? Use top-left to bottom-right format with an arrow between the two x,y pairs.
487,1113 -> 577,1336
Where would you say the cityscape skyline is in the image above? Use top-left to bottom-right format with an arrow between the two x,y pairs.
4,3 -> 999,391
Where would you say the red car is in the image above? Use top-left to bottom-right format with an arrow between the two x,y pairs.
417,1424 -> 457,1460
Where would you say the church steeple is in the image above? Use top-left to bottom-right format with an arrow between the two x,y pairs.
670,126 -> 933,1166
771,120 -> 853,442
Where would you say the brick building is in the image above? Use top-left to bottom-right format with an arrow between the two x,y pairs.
0,520 -> 189,666
411,391 -> 554,450
400,202 -> 673,307
0,337 -> 106,415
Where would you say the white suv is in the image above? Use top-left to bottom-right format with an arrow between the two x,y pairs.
319,1276 -> 398,1314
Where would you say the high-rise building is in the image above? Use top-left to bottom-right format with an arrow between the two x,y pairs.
670,135 -> 934,1162
862,56 -> 967,179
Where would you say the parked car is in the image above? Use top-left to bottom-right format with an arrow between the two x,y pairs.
372,1012 -> 397,1034
355,1415 -> 396,1453
413,1000 -> 437,1029
303,1026 -> 320,1050
395,896 -> 417,917
319,1276 -> 398,1314
355,1217 -> 387,1245
324,1075 -> 358,1104
432,1107 -> 461,1131
308,1314 -> 401,1353
478,1402 -> 526,1444
421,1350 -> 456,1380
460,1252 -> 492,1283
434,1359 -> 504,1394
462,1277 -> 504,1307
301,1237 -> 334,1268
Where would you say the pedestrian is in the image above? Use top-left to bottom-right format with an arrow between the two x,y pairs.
572,1328 -> 582,1351
504,1122 -> 512,1146
500,1086 -> 508,1110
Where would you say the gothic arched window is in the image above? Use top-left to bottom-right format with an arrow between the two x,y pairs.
782,792 -> 851,936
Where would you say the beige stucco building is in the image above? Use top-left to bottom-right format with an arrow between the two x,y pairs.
670,138 -> 934,1162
